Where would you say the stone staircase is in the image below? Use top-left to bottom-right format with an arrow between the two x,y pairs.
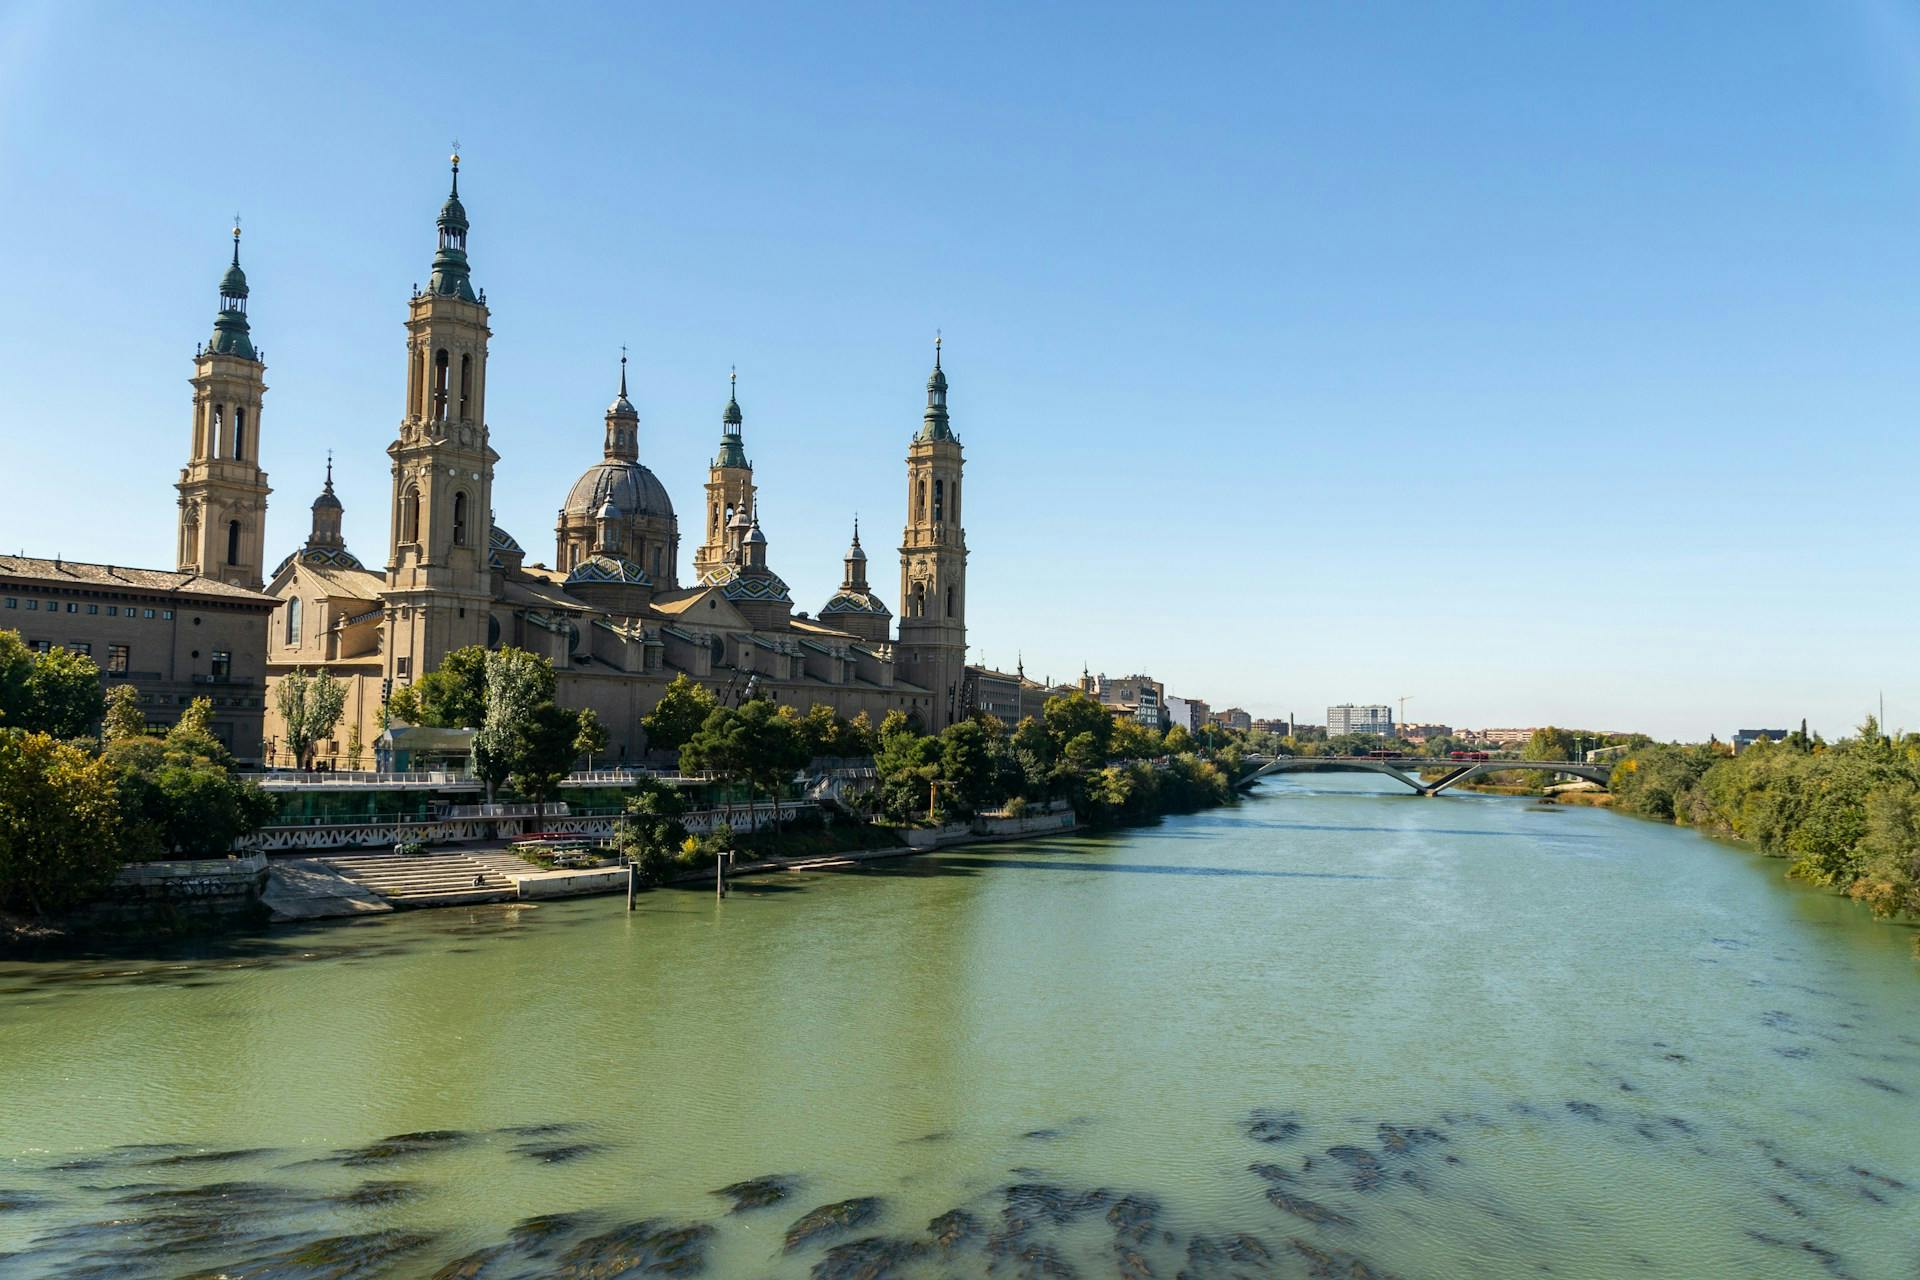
314,850 -> 519,908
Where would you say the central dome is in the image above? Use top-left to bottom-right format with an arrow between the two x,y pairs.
564,459 -> 675,522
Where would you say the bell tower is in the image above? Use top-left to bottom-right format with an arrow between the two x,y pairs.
178,219 -> 271,589
384,149 -> 497,689
693,369 -> 758,582
898,336 -> 969,730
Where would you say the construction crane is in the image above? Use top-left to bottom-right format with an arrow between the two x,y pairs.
1398,696 -> 1412,727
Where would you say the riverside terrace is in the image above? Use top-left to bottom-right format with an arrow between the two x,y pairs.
1240,754 -> 1614,796
241,768 -> 812,852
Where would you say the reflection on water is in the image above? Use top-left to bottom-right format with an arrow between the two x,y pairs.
1,776 -> 1917,1278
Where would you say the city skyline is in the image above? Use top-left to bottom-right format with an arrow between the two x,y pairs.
4,3 -> 1919,739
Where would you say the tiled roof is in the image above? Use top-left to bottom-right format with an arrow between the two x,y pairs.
0,554 -> 276,604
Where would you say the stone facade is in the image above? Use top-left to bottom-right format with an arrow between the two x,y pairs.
0,556 -> 276,760
258,157 -> 976,764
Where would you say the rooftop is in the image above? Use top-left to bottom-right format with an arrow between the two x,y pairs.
0,555 -> 278,604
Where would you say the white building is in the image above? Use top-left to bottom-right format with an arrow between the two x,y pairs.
1328,703 -> 1394,737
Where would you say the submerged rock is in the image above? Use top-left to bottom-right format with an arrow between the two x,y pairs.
1107,1195 -> 1160,1245
809,1235 -> 926,1280
333,1180 -> 420,1208
1324,1146 -> 1385,1191
1289,1238 -> 1401,1280
1241,1108 -> 1304,1144
1375,1124 -> 1444,1155
711,1174 -> 796,1213
1264,1189 -> 1353,1228
143,1147 -> 278,1168
984,1237 -> 1077,1278
785,1198 -> 883,1253
181,1229 -> 438,1280
1179,1232 -> 1273,1279
0,1189 -> 51,1213
926,1208 -> 979,1251
1564,1101 -> 1605,1121
512,1141 -> 604,1165
556,1220 -> 715,1277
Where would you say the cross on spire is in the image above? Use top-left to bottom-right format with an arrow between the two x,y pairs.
231,213 -> 242,264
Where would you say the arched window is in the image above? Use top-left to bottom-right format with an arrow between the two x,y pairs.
911,582 -> 926,618
286,597 -> 303,646
653,549 -> 662,578
946,585 -> 954,617
233,406 -> 247,461
933,478 -> 944,523
711,503 -> 719,535
212,405 -> 225,456
459,353 -> 472,419
452,492 -> 469,546
432,349 -> 449,421
915,480 -> 926,522
402,486 -> 421,544
950,479 -> 960,523
226,520 -> 241,566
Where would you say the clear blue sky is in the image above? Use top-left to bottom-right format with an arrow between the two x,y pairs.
3,1 -> 1917,741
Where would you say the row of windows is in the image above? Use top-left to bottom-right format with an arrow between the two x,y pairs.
25,640 -> 132,673
5,598 -> 172,620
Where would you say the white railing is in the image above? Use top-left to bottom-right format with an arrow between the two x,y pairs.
246,770 -> 472,788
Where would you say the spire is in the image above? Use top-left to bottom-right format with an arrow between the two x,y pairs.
308,454 -> 345,548
603,349 -> 639,460
918,332 -> 952,441
208,217 -> 257,360
714,365 -> 749,468
842,515 -> 869,590
427,144 -> 478,302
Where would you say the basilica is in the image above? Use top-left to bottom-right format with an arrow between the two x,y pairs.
174,156 -> 978,765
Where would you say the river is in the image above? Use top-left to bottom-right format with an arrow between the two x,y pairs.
1,775 -> 1916,1278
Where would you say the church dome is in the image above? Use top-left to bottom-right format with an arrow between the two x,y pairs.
566,553 -> 652,587
220,261 -> 249,300
564,459 -> 675,523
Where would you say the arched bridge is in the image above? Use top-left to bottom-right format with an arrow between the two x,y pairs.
1240,754 -> 1613,797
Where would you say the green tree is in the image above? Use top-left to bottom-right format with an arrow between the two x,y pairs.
1163,723 -> 1194,754
642,673 -> 717,754
0,632 -> 103,738
511,702 -> 583,818
101,684 -> 147,743
274,668 -> 348,769
175,696 -> 215,738
473,648 -> 557,801
1043,691 -> 1112,758
938,718 -> 999,816
0,730 -> 125,917
573,706 -> 608,770
386,644 -> 491,728
103,718 -> 276,859
1109,718 -> 1162,760
616,776 -> 690,885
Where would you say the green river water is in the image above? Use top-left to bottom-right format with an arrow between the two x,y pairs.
1,775 -> 1917,1278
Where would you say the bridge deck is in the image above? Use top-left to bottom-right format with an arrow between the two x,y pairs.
1242,755 -> 1611,796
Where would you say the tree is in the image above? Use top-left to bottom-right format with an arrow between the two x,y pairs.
0,730 -> 125,917
616,776 -> 690,885
275,668 -> 348,769
512,702 -> 583,818
101,685 -> 147,743
175,696 -> 215,738
574,707 -> 608,770
1109,718 -> 1162,760
474,648 -> 557,801
938,719 -> 999,816
0,631 -> 104,738
345,723 -> 364,770
386,645 -> 491,728
1043,691 -> 1112,758
1163,723 -> 1194,755
642,674 -> 717,754
27,647 -> 104,740
101,717 -> 276,860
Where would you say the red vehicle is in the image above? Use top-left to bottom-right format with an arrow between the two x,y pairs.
1448,750 -> 1490,761
1365,749 -> 1397,759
